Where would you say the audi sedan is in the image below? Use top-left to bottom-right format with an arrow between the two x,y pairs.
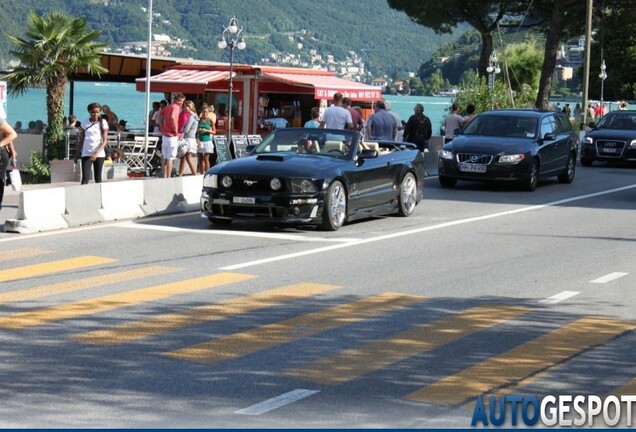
580,110 -> 636,166
438,109 -> 578,191
200,128 -> 426,231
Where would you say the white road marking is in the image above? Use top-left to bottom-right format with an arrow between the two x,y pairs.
539,291 -> 581,304
234,389 -> 320,416
590,272 -> 629,284
116,222 -> 359,243
219,183 -> 636,270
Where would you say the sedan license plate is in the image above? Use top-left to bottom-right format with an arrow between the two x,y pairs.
233,196 -> 256,204
459,164 -> 487,173
602,147 -> 617,153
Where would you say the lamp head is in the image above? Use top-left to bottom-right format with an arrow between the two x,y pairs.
218,37 -> 227,50
229,17 -> 239,34
237,36 -> 246,50
486,66 -> 493,73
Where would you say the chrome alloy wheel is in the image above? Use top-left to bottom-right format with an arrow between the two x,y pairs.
328,182 -> 347,227
400,174 -> 417,215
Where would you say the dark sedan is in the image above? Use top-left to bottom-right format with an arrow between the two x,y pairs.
580,110 -> 636,166
438,109 -> 578,191
201,128 -> 426,230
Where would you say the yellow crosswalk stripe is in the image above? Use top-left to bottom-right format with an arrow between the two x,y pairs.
73,282 -> 339,345
284,305 -> 529,385
405,316 -> 636,406
0,272 -> 256,330
0,266 -> 178,306
0,256 -> 116,283
164,292 -> 425,365
0,248 -> 51,263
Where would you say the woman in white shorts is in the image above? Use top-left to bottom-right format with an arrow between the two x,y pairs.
178,100 -> 199,176
197,106 -> 216,174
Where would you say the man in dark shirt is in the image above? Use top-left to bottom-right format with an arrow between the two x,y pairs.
403,103 -> 432,152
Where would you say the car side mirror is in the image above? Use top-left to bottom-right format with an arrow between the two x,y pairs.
244,144 -> 257,155
543,132 -> 556,141
359,149 -> 379,159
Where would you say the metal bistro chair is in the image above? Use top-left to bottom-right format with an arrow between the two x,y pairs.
133,135 -> 160,174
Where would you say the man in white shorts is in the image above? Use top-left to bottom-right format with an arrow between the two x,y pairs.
160,93 -> 185,178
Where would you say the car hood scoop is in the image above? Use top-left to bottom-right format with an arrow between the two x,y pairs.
256,154 -> 288,162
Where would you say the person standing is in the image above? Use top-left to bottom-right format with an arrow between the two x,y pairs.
343,97 -> 364,132
197,106 -> 215,174
462,104 -> 476,126
402,103 -> 432,152
304,107 -> 321,128
366,100 -> 397,140
178,100 -> 198,176
320,92 -> 353,130
75,102 -> 109,185
384,100 -> 403,140
160,93 -> 185,178
444,103 -> 463,142
0,106 -> 18,211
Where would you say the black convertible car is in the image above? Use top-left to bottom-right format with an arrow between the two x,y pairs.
438,109 -> 578,191
580,110 -> 636,166
201,128 -> 425,230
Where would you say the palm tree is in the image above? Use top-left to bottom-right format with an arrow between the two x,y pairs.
5,10 -> 108,159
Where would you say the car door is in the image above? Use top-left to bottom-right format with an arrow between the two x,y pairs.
347,149 -> 395,212
538,115 -> 559,174
554,114 -> 575,167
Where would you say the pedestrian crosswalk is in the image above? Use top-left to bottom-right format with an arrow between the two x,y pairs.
1,247 -> 635,407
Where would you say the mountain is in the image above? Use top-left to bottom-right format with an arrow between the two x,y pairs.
0,0 -> 461,80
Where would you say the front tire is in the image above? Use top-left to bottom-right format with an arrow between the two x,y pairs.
439,175 -> 457,188
521,159 -> 539,191
398,173 -> 417,217
321,180 -> 347,231
580,157 -> 594,167
558,153 -> 576,183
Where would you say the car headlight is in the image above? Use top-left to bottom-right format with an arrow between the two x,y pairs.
439,149 -> 454,160
584,137 -> 593,145
270,177 -> 282,191
630,139 -> 636,148
499,154 -> 525,164
291,178 -> 317,194
203,174 -> 217,188
221,175 -> 233,188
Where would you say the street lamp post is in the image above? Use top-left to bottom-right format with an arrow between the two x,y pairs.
486,50 -> 501,90
218,16 -> 246,151
599,59 -> 607,108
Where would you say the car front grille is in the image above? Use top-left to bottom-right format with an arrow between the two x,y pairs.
456,153 -> 493,165
222,175 -> 285,193
596,140 -> 626,157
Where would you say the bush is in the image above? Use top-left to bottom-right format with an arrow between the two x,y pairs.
24,151 -> 51,184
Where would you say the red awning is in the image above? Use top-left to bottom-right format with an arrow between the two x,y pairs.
262,72 -> 382,101
136,69 -> 232,93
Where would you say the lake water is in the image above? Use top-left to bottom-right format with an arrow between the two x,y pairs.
5,82 -> 453,134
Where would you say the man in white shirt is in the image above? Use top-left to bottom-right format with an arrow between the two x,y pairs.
444,103 -> 464,141
320,92 -> 353,130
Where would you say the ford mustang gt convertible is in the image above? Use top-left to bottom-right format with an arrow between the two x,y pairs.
201,128 -> 426,230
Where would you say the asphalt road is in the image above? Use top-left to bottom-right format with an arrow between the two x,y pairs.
0,162 -> 635,428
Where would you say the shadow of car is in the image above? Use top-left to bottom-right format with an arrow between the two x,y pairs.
200,128 -> 426,231
438,109 -> 579,191
581,110 -> 636,166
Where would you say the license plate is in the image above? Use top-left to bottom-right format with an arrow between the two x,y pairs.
233,196 -> 256,204
459,164 -> 487,173
602,147 -> 617,153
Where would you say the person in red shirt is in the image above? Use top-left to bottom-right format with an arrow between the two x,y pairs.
343,97 -> 364,131
160,93 -> 185,178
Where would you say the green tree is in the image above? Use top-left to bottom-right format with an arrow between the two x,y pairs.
5,10 -> 108,159
503,40 -> 544,95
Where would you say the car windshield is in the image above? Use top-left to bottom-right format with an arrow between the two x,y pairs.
462,115 -> 538,139
596,113 -> 636,130
254,128 -> 357,159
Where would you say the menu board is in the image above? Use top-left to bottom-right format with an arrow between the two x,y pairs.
248,135 -> 263,146
232,135 -> 249,158
214,135 -> 232,162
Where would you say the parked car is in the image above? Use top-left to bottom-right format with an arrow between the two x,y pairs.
580,110 -> 636,166
438,109 -> 578,191
201,128 -> 426,231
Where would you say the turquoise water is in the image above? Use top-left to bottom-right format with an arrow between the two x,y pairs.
5,82 -> 453,134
